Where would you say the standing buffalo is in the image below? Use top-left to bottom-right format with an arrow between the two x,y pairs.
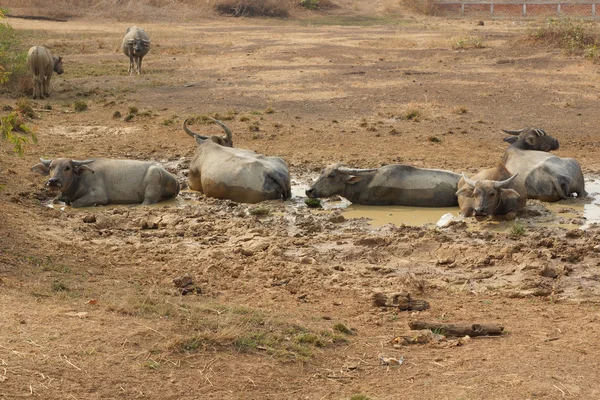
31,158 -> 179,207
305,164 -> 461,207
501,127 -> 586,201
456,163 -> 527,220
184,118 -> 291,203
27,46 -> 63,99
122,26 -> 151,75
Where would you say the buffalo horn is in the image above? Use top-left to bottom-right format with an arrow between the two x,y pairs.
182,119 -> 209,141
209,118 -> 233,144
462,173 -> 477,188
71,160 -> 95,167
502,128 -> 524,136
40,158 -> 52,166
533,128 -> 546,136
493,174 -> 518,189
337,166 -> 377,174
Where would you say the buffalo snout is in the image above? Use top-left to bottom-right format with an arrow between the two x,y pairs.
47,178 -> 62,188
305,188 -> 316,198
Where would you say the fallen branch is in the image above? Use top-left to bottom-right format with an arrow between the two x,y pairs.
6,14 -> 68,22
408,321 -> 504,337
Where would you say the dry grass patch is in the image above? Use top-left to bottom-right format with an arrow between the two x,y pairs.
531,18 -> 600,60
399,0 -> 438,16
214,0 -> 290,17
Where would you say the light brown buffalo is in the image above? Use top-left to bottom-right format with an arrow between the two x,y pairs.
27,46 -> 63,99
456,163 -> 526,221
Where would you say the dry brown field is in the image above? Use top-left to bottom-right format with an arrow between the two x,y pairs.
1,2 -> 600,399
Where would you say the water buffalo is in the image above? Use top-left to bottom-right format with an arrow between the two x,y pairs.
122,26 -> 150,75
305,164 -> 461,207
184,118 -> 291,203
31,158 -> 179,207
27,46 -> 63,99
501,127 -> 586,202
456,163 -> 527,220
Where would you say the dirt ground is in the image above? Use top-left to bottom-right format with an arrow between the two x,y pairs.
2,7 -> 600,400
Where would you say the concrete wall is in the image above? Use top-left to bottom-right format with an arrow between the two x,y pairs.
433,1 -> 599,17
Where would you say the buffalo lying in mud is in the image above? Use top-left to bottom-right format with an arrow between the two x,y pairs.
456,163 -> 527,221
305,163 -> 461,207
501,127 -> 586,202
27,46 -> 63,99
31,158 -> 179,207
183,118 -> 291,204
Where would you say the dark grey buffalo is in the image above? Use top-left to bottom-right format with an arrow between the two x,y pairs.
501,127 -> 586,202
184,118 -> 291,203
122,26 -> 151,75
456,163 -> 527,220
27,46 -> 63,99
31,158 -> 179,207
305,164 -> 461,207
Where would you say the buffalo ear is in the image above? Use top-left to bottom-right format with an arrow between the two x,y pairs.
500,188 -> 520,201
503,137 -> 518,144
31,163 -> 50,176
456,187 -> 474,198
345,175 -> 362,185
74,165 -> 95,175
525,136 -> 536,146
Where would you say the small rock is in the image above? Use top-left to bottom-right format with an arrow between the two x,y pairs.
540,266 -> 558,279
83,215 -> 97,223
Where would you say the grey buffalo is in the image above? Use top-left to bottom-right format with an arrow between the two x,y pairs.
184,118 -> 291,203
31,158 -> 179,207
501,127 -> 586,202
305,164 -> 461,207
27,46 -> 63,99
456,163 -> 527,220
122,26 -> 151,75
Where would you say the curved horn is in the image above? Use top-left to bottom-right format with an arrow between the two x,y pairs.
502,128 -> 525,136
142,39 -> 151,43
182,119 -> 209,141
40,158 -> 52,166
209,118 -> 233,144
533,128 -> 546,136
337,166 -> 377,174
493,173 -> 518,189
462,173 -> 477,188
71,160 -> 95,167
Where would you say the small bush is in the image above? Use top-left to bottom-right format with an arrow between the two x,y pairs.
510,222 -> 526,237
124,113 -> 135,122
451,36 -> 485,50
428,136 -> 441,143
300,0 -> 319,10
16,97 -> 34,118
1,111 -> 36,155
532,18 -> 600,59
128,105 -> 138,115
73,100 -> 87,112
214,0 -> 289,17
249,206 -> 270,216
304,198 -> 322,208
112,110 -> 122,119
333,323 -> 354,335
0,12 -> 30,95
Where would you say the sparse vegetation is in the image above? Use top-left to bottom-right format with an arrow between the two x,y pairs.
73,100 -> 88,112
249,206 -> 270,216
350,395 -> 372,400
333,322 -> 354,335
532,18 -> 600,60
400,0 -> 438,15
452,36 -> 485,50
112,110 -> 121,119
300,0 -> 319,10
304,198 -> 322,208
128,105 -> 139,115
162,115 -> 178,126
214,0 -> 289,17
510,221 -> 526,237
454,106 -> 468,114
124,113 -> 135,122
0,11 -> 30,95
16,97 -> 34,118
428,136 -> 442,143
1,111 -> 36,155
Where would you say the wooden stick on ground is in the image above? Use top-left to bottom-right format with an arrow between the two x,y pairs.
408,321 -> 504,337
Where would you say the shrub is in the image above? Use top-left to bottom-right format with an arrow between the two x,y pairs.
1,111 -> 36,156
214,0 -> 289,17
73,100 -> 88,112
532,18 -> 600,59
300,0 -> 319,10
0,11 -> 30,95
304,198 -> 322,208
112,110 -> 122,119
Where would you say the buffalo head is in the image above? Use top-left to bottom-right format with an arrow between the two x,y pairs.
183,118 -> 234,147
31,158 -> 95,193
305,164 -> 372,199
502,127 -> 559,152
53,56 -> 64,75
456,173 -> 521,217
